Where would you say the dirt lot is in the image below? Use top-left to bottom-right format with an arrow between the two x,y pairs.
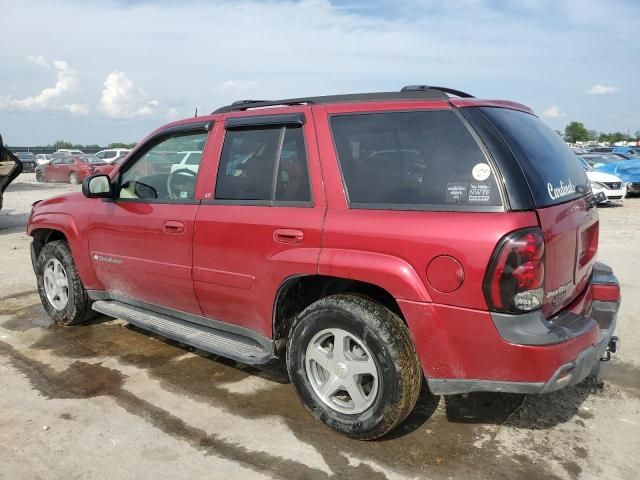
1,174 -> 638,480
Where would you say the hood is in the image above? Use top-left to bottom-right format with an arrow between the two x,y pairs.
586,170 -> 622,183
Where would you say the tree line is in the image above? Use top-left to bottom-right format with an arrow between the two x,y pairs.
564,122 -> 640,144
50,140 -> 137,150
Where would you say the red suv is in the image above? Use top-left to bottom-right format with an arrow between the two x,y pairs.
27,86 -> 620,439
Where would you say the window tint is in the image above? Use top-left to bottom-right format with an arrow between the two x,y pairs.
216,126 -> 311,203
478,107 -> 588,207
104,151 -> 117,159
119,130 -> 207,201
331,110 -> 501,208
275,127 -> 311,202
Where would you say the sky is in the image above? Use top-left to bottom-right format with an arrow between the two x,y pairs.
1,0 -> 639,146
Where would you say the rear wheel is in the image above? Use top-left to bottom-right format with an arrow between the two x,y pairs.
69,172 -> 79,184
36,170 -> 46,182
287,294 -> 422,440
36,240 -> 93,326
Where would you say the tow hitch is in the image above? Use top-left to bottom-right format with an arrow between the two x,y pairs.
600,336 -> 619,362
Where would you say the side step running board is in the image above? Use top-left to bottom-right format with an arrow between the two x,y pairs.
92,300 -> 273,365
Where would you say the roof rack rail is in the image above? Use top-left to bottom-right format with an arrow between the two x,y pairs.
212,85 -> 472,114
401,85 -> 474,98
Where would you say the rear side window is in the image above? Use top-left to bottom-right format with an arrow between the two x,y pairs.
330,110 -> 502,209
478,107 -> 588,207
215,126 -> 311,204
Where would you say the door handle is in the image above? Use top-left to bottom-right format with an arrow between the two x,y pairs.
163,220 -> 185,234
274,228 -> 304,244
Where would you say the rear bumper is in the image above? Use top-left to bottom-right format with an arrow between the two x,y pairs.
428,299 -> 618,394
403,262 -> 621,395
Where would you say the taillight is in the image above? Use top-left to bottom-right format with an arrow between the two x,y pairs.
484,228 -> 545,313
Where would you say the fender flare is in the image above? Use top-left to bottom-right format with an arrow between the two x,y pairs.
28,213 -> 101,289
318,248 -> 431,303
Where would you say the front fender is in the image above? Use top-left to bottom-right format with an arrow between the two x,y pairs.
28,213 -> 101,289
318,249 -> 431,302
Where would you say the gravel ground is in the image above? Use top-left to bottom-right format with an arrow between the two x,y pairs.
0,173 -> 638,480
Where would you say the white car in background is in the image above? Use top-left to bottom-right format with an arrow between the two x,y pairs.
34,154 -> 53,165
56,148 -> 84,155
94,148 -> 130,164
579,157 -> 626,204
169,151 -> 203,173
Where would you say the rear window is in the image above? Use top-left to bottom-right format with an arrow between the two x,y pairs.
478,107 -> 588,207
330,110 -> 502,209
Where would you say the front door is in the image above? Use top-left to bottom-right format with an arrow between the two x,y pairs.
192,112 -> 326,338
87,124 -> 211,315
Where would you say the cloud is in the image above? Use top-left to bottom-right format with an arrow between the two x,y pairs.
542,105 -> 565,118
586,84 -> 619,95
98,71 -> 159,118
26,55 -> 50,68
0,57 -> 86,114
222,80 -> 258,92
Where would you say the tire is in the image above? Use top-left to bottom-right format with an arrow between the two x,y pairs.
69,172 -> 79,184
36,171 -> 45,183
287,294 -> 422,440
36,240 -> 93,326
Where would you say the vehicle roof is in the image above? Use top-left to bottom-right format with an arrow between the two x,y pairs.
211,85 -> 533,115
141,86 -> 534,147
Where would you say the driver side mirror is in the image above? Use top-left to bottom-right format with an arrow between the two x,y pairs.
82,174 -> 114,198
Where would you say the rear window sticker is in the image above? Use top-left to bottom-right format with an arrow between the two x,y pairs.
472,163 -> 491,181
468,183 -> 491,202
446,182 -> 468,203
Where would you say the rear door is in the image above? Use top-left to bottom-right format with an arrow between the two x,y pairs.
192,110 -> 326,338
471,107 -> 596,317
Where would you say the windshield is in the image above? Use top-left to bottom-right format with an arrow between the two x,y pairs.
582,154 -> 624,166
578,157 -> 592,171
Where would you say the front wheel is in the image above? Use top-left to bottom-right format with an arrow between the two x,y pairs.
36,240 -> 93,326
69,172 -> 79,184
36,171 -> 46,182
287,294 -> 422,440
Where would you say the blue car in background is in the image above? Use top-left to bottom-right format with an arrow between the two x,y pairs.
581,152 -> 640,195
612,146 -> 640,157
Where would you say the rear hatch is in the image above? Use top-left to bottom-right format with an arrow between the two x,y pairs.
471,107 -> 597,318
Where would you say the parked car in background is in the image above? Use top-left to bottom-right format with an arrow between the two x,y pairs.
578,157 -> 626,204
56,148 -> 84,155
15,152 -> 37,172
93,155 -> 127,176
582,153 -> 640,195
93,148 -> 130,164
0,136 -> 22,212
36,154 -> 108,184
35,154 -> 53,165
169,151 -> 203,174
612,146 -> 640,156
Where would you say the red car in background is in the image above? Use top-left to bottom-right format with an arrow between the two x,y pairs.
36,155 -> 108,184
93,151 -> 171,179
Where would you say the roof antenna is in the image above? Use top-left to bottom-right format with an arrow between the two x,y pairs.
194,107 -> 198,118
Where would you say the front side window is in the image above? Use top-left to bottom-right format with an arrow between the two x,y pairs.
331,110 -> 502,209
119,130 -> 207,201
215,125 -> 311,204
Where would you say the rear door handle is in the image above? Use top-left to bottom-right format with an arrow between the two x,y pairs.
274,228 -> 304,244
163,220 -> 185,234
